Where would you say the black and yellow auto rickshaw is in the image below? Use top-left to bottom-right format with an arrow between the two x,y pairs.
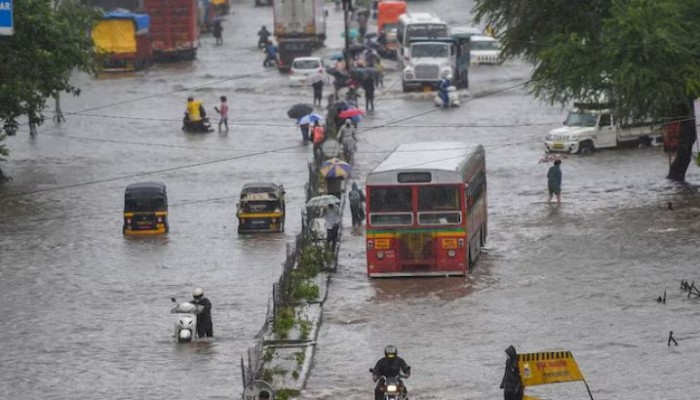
236,182 -> 285,233
123,182 -> 169,235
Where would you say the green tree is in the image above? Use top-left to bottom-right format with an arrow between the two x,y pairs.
0,0 -> 97,182
474,0 -> 700,181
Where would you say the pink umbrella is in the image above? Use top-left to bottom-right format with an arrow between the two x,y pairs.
338,108 -> 365,119
538,154 -> 568,164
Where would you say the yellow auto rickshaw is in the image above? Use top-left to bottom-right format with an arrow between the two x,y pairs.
236,182 -> 285,233
123,182 -> 169,235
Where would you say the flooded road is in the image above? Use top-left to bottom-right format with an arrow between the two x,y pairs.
303,1 -> 700,400
1,1 -> 317,398
2,0 -> 700,399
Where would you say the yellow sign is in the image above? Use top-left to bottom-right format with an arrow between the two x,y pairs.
517,351 -> 584,387
442,238 -> 458,249
375,239 -> 391,249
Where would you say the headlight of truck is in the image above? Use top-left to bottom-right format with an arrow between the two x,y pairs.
404,70 -> 414,80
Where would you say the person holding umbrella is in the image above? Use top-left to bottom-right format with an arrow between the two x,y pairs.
362,76 -> 375,112
288,104 -> 315,143
308,71 -> 326,107
312,120 -> 326,161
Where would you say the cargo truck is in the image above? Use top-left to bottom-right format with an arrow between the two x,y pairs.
273,0 -> 326,47
144,0 -> 199,60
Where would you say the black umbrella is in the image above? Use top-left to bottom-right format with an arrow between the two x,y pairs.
326,67 -> 348,81
349,67 -> 377,80
287,103 -> 314,119
364,32 -> 378,39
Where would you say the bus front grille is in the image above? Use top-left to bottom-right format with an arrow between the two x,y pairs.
397,232 -> 433,262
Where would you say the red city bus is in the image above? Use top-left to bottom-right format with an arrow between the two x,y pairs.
365,142 -> 487,277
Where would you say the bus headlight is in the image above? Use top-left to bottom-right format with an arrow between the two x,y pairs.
376,251 -> 385,260
447,250 -> 456,258
367,240 -> 374,249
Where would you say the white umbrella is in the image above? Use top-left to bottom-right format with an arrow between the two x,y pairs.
306,195 -> 341,208
307,72 -> 326,85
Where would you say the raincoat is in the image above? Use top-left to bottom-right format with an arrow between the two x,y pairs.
187,100 -> 203,121
500,345 -> 523,400
192,296 -> 213,337
547,164 -> 562,193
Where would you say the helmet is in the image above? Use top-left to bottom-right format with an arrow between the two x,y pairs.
446,74 -> 453,81
384,345 -> 397,359
187,96 -> 194,102
193,288 -> 203,299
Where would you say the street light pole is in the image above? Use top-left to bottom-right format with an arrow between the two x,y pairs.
343,0 -> 351,74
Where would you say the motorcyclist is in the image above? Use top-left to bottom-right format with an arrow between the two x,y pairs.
372,345 -> 411,400
184,96 -> 210,132
191,287 -> 213,338
263,40 -> 278,67
258,25 -> 271,49
438,73 -> 452,108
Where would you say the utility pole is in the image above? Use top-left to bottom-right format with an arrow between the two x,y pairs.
342,0 -> 351,73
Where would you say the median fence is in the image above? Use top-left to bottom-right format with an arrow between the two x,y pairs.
240,143 -> 348,398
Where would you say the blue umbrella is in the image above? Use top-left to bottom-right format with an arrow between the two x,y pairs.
296,113 -> 324,125
330,53 -> 344,61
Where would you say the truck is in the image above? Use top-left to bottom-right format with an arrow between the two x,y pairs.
143,0 -> 199,61
544,105 -> 663,154
273,0 -> 326,47
92,11 -> 153,72
401,38 -> 455,92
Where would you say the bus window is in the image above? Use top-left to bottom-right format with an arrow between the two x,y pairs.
370,213 -> 413,226
418,186 -> 459,211
418,212 -> 461,225
369,187 -> 413,212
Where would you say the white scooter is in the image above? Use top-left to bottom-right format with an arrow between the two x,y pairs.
170,297 -> 203,343
434,86 -> 460,108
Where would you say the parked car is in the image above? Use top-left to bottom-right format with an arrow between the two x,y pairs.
470,34 -> 501,64
289,56 -> 325,83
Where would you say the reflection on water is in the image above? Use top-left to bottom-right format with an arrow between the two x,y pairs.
371,277 -> 475,302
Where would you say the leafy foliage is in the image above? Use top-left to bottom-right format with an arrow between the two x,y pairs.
0,0 -> 98,172
273,307 -> 296,339
474,0 -> 700,180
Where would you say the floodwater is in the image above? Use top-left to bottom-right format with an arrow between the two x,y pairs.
1,0 -> 699,399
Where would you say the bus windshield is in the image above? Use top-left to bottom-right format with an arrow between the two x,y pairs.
418,186 -> 459,210
406,23 -> 448,42
417,186 -> 461,225
369,187 -> 413,212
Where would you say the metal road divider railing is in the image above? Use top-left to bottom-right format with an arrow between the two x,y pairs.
240,159 -> 322,390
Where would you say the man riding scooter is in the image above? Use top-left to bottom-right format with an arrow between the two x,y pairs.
438,73 -> 452,109
183,96 -> 212,132
257,25 -> 271,49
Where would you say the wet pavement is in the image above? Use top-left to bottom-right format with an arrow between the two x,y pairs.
2,0 -> 700,399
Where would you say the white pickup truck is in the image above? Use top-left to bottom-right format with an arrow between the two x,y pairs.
544,108 -> 662,154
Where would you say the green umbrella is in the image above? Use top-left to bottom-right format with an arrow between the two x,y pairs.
341,28 -> 360,40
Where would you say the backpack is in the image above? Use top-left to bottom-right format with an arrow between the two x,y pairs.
349,189 -> 361,206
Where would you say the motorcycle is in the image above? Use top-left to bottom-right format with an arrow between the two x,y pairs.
434,85 -> 460,108
370,369 -> 409,400
170,297 -> 204,343
182,113 -> 213,133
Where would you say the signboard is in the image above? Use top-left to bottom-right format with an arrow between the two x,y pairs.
517,351 -> 584,387
0,0 -> 13,36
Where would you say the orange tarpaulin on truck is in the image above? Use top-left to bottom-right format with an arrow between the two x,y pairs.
92,19 -> 137,54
